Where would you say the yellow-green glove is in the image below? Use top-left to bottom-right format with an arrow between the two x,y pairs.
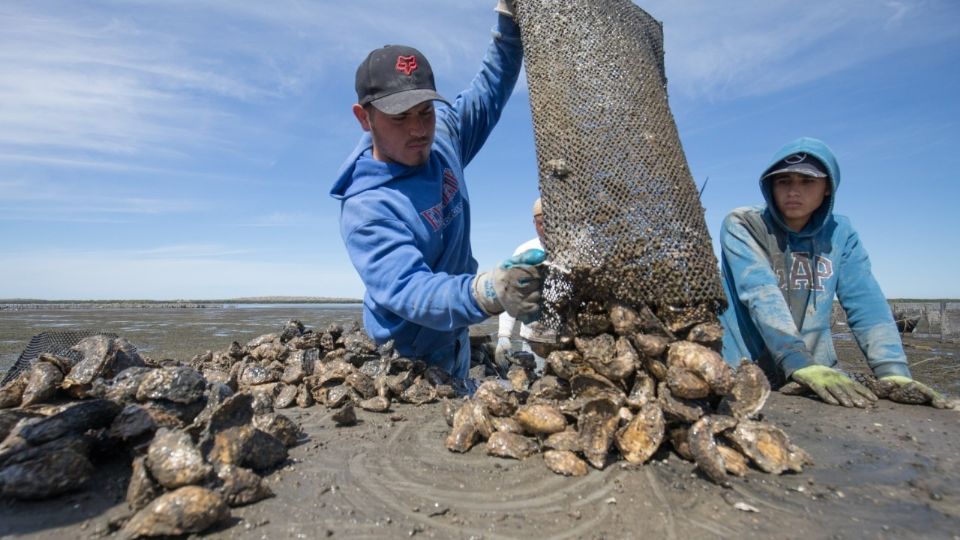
880,375 -> 952,409
791,365 -> 877,408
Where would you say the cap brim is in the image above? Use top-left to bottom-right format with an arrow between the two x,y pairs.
763,163 -> 828,179
370,89 -> 449,115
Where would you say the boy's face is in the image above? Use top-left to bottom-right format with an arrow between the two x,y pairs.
770,173 -> 830,232
353,101 -> 436,167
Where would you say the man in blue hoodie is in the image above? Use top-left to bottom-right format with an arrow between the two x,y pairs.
330,2 -> 544,380
719,137 -> 950,409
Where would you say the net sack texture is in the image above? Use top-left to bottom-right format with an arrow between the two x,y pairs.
1,330 -> 120,386
514,0 -> 725,327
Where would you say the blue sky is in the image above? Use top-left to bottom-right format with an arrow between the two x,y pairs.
1,0 -> 958,300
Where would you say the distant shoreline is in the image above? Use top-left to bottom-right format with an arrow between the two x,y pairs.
0,297 -> 362,310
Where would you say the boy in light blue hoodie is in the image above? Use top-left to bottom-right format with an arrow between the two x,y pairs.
719,137 -> 949,409
330,2 -> 544,380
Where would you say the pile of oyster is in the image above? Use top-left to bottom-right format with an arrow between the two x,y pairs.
0,333 -> 300,538
189,320 -> 464,425
444,302 -> 812,485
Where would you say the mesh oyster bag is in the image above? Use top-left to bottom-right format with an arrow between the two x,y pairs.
1,330 -> 120,386
514,0 -> 725,328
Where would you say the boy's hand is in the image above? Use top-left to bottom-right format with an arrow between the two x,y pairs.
880,375 -> 953,409
791,365 -> 877,408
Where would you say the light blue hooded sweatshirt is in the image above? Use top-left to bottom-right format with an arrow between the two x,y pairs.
719,137 -> 910,386
329,15 -> 523,378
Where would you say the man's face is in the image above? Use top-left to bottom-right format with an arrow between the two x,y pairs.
353,101 -> 436,167
770,173 -> 830,232
534,213 -> 545,240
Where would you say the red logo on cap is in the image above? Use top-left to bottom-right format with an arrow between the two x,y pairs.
396,55 -> 418,76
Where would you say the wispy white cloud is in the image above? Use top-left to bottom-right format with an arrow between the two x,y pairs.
0,247 -> 364,299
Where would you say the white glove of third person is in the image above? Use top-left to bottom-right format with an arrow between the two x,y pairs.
495,337 -> 512,373
472,248 -> 546,323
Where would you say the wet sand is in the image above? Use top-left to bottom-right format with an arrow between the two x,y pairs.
1,308 -> 959,539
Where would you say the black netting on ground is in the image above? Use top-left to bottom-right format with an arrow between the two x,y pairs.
1,330 -> 120,386
515,0 -> 725,327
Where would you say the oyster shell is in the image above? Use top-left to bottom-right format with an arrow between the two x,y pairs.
127,455 -> 161,511
331,402 -> 357,426
474,381 -> 519,417
543,429 -> 582,453
726,420 -> 812,474
136,366 -> 206,404
657,383 -> 708,423
445,402 -> 479,453
666,341 -> 734,398
486,431 -> 538,460
216,464 -> 274,507
688,415 -> 738,486
614,403 -> 665,464
515,404 -> 567,435
543,450 -> 589,476
0,447 -> 93,499
718,360 -> 771,419
121,485 -> 229,538
147,428 -> 212,489
576,334 -> 634,382
578,397 -> 619,469
20,360 -> 64,407
252,413 -> 300,447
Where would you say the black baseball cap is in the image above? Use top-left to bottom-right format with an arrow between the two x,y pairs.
763,152 -> 829,179
355,45 -> 450,115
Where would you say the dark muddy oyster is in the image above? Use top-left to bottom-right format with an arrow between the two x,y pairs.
273,383 -> 298,409
252,413 -> 300,447
569,370 -> 622,402
543,450 -> 589,477
629,333 -> 670,359
63,336 -> 144,397
104,367 -> 155,403
15,399 -> 121,446
346,371 -> 377,399
110,405 -> 160,443
718,360 -> 771,419
20,360 -> 63,407
127,455 -> 161,511
207,425 -> 287,472
121,485 -> 230,538
486,431 -> 538,460
615,403 -> 665,465
665,365 -> 711,399
331,402 -> 357,426
147,428 -> 212,489
726,420 -> 812,475
0,447 -> 93,499
0,372 -> 27,409
216,464 -> 274,507
578,397 -> 620,469
689,415 -> 739,486
0,409 -> 41,442
136,366 -> 206,404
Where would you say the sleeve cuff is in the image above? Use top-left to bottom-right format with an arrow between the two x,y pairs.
779,350 -> 815,381
872,362 -> 912,379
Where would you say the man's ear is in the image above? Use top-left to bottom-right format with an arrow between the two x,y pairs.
352,104 -> 371,132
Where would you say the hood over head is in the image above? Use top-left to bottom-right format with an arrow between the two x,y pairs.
759,137 -> 840,236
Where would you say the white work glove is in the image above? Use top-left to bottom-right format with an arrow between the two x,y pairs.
495,337 -> 512,373
495,0 -> 516,17
472,248 -> 546,323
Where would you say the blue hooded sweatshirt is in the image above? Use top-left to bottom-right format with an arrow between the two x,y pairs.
329,15 -> 523,376
719,137 -> 910,386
